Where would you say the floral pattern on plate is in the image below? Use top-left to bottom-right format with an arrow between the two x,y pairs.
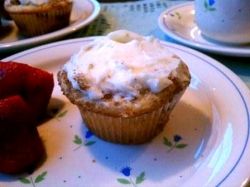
163,134 -> 188,152
117,167 -> 145,186
204,0 -> 216,11
19,171 -> 47,187
73,130 -> 97,151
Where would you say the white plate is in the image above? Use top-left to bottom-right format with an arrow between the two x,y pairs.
158,2 -> 250,57
1,38 -> 250,187
0,0 -> 100,53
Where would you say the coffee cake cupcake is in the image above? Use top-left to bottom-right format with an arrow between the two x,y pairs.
4,0 -> 72,36
58,30 -> 191,144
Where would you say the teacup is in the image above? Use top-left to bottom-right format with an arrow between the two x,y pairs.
195,0 -> 250,44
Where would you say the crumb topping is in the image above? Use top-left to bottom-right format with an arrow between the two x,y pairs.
63,30 -> 187,101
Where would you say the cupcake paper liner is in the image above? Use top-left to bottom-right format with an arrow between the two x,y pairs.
78,90 -> 185,144
7,3 -> 72,36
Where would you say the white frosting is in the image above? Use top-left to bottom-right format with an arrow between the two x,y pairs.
63,30 -> 182,101
19,0 -> 48,5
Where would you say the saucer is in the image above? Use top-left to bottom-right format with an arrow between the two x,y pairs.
158,2 -> 250,57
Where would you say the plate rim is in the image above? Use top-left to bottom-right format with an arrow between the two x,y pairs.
2,37 -> 250,186
158,2 -> 250,57
0,0 -> 101,52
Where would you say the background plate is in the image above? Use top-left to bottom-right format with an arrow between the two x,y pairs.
0,0 -> 100,53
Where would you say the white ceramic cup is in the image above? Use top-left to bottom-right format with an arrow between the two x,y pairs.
195,0 -> 250,44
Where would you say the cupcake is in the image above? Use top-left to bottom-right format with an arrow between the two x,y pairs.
58,30 -> 191,144
4,0 -> 72,36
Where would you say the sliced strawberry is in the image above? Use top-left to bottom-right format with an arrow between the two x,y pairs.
0,61 -> 54,120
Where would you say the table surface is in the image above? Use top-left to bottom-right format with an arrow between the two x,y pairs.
0,0 -> 250,91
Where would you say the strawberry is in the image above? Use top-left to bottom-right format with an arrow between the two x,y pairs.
0,96 -> 45,174
0,62 -> 26,99
0,127 -> 46,174
23,64 -> 54,119
0,61 -> 54,120
0,95 -> 36,139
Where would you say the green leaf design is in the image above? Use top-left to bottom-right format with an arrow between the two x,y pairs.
208,7 -> 216,11
117,178 -> 131,184
204,0 -> 216,11
176,144 -> 188,149
136,172 -> 145,184
204,0 -> 208,9
74,135 -> 82,145
175,12 -> 181,19
19,177 -> 31,184
57,110 -> 67,118
163,137 -> 172,147
85,141 -> 96,146
35,171 -> 47,183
